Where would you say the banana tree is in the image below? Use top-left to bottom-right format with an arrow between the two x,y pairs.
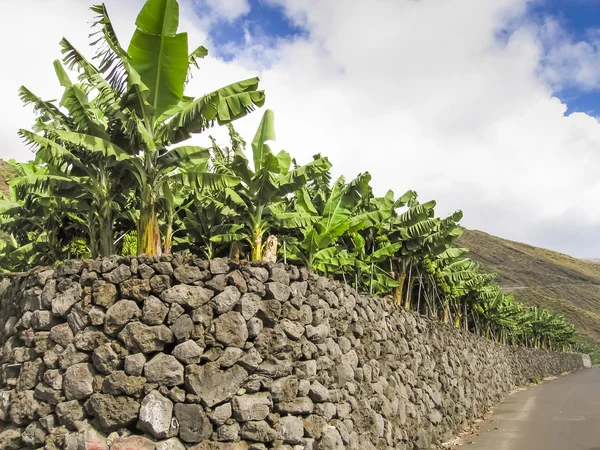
208,110 -> 332,261
20,0 -> 265,257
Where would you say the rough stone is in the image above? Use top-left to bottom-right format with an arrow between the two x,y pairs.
124,353 -> 147,376
103,264 -> 132,284
278,415 -> 304,444
144,353 -> 184,387
85,393 -> 140,432
92,342 -> 127,374
105,300 -> 142,335
185,363 -> 248,407
118,322 -> 175,352
143,295 -> 169,325
214,311 -> 248,347
52,283 -> 82,317
120,278 -> 152,301
74,326 -> 109,351
214,286 -> 242,315
161,284 -> 213,308
173,340 -> 203,365
92,280 -> 117,308
63,363 -> 94,400
56,400 -> 85,429
174,403 -> 213,443
102,370 -> 146,396
232,393 -> 273,422
174,265 -> 204,284
137,390 -> 173,439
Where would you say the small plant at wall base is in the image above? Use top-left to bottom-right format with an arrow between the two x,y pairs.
0,0 -> 577,352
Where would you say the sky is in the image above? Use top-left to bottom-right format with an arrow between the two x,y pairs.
2,0 -> 600,257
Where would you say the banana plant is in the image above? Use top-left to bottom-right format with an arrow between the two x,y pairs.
19,0 -> 265,257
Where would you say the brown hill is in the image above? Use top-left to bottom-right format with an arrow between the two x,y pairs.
458,230 -> 600,357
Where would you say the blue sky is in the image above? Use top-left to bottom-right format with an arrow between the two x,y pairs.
528,0 -> 600,116
196,0 -> 600,116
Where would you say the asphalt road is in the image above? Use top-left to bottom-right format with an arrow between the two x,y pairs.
466,368 -> 600,450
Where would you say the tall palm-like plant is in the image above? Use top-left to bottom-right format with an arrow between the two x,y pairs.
20,0 -> 265,256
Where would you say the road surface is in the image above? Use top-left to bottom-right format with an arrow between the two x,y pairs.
465,368 -> 600,450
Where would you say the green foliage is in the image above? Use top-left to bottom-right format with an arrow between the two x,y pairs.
0,0 -> 579,355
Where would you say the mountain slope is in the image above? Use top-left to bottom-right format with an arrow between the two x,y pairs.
458,230 -> 600,351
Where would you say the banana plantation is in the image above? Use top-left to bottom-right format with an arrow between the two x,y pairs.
0,0 -> 576,352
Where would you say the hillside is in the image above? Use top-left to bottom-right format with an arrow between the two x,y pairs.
458,230 -> 600,353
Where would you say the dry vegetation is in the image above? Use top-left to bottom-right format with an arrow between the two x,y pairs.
459,230 -> 600,360
0,160 -> 12,197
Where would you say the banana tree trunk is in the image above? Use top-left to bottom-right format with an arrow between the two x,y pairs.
138,202 -> 161,257
394,274 -> 407,306
262,235 -> 278,263
98,212 -> 114,257
252,230 -> 263,261
163,221 -> 173,255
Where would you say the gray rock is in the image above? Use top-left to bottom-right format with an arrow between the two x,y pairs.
239,293 -> 262,320
246,266 -> 269,282
232,392 -> 273,421
18,358 -> 44,391
43,369 -> 63,391
217,422 -> 241,442
185,362 -> 248,407
240,420 -> 277,443
156,438 -> 186,450
102,370 -> 146,396
306,323 -> 330,344
81,268 -> 98,286
317,428 -> 344,450
303,415 -> 327,439
277,397 -> 314,415
270,376 -> 299,403
137,390 -> 173,439
85,393 -> 140,432
66,302 -> 89,333
151,274 -> 172,293
63,363 -> 94,400
105,300 -> 142,335
237,347 -> 263,371
209,258 -> 230,274
279,415 -> 304,444
120,278 -> 151,301
173,340 -> 203,365
34,383 -> 62,405
56,259 -> 83,277
103,264 -> 132,283
428,410 -> 443,425
211,402 -> 232,426
142,295 -> 169,325
161,284 -> 214,308
118,322 -> 175,352
174,265 -> 203,284
248,317 -> 264,339
56,400 -> 85,430
0,426 -> 22,450
22,421 -> 47,447
265,282 -> 291,302
9,390 -> 38,425
88,306 -> 106,326
0,391 -> 12,421
154,261 -> 174,275
175,403 -> 213,443
167,303 -> 185,323
59,343 -> 90,369
214,311 -> 248,347
219,347 -> 245,368
92,342 -> 128,374
74,326 -> 109,351
214,286 -> 242,315
308,381 -> 330,403
124,353 -> 147,376
257,300 -> 282,326
171,314 -> 194,341
92,280 -> 117,308
280,319 -> 305,341
144,353 -> 184,387
139,263 -> 156,279
31,309 -> 55,330
52,282 -> 82,317
101,256 -> 119,272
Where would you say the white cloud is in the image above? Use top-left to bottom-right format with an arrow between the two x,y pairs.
3,0 -> 600,257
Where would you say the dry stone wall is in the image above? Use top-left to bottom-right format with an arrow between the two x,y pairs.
0,256 -> 585,450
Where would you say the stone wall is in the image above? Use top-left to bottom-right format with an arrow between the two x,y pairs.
0,256 -> 585,450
